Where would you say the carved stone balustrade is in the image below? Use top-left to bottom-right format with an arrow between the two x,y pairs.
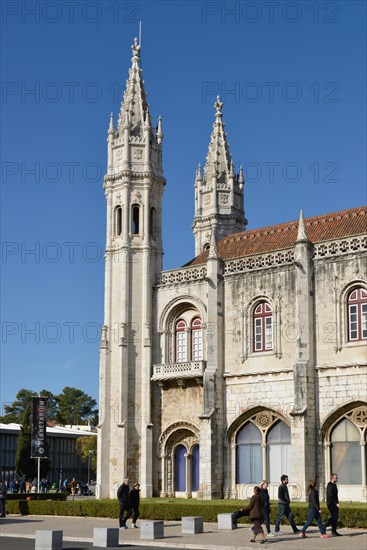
152,361 -> 206,382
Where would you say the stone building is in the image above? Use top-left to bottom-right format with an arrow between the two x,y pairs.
97,39 -> 367,502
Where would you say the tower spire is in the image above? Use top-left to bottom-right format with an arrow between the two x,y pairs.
116,37 -> 151,138
192,97 -> 247,256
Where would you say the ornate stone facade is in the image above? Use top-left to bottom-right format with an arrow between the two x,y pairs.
97,39 -> 367,502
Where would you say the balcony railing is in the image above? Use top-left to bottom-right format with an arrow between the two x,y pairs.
152,361 -> 206,381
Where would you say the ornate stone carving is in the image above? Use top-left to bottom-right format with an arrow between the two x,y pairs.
157,266 -> 207,286
352,406 -> 367,427
256,411 -> 272,428
313,236 -> 367,259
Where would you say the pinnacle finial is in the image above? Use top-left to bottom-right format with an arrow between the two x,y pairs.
297,209 -> 308,241
131,37 -> 141,61
239,165 -> 244,188
214,95 -> 223,115
108,112 -> 114,133
157,115 -> 163,144
208,228 -> 218,258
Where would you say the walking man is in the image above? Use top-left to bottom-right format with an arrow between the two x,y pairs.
0,478 -> 7,517
117,477 -> 132,529
323,473 -> 341,536
274,474 -> 300,534
130,482 -> 141,528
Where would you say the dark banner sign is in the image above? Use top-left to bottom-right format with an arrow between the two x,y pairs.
31,396 -> 48,458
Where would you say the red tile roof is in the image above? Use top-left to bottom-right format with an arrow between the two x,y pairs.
185,206 -> 367,266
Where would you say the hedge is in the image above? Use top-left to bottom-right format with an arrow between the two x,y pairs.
6,493 -> 67,501
5,498 -> 366,528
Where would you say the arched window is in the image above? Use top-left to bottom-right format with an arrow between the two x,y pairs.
192,445 -> 200,492
236,423 -> 262,484
174,444 -> 186,491
150,207 -> 156,238
191,318 -> 202,361
253,301 -> 273,352
267,421 -> 291,483
114,206 -> 122,237
175,320 -> 187,362
331,419 -> 361,484
132,205 -> 140,235
347,287 -> 367,342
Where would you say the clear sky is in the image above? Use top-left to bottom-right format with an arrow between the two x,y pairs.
1,1 -> 366,411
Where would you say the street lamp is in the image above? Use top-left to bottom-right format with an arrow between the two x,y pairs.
87,450 -> 94,484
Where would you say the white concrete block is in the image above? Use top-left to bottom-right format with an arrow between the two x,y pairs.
217,513 -> 235,530
140,520 -> 164,540
93,527 -> 119,547
182,516 -> 204,534
35,531 -> 63,550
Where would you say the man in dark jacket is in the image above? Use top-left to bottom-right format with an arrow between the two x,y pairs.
0,478 -> 7,517
117,477 -> 132,529
274,474 -> 300,534
323,473 -> 341,536
130,482 -> 140,528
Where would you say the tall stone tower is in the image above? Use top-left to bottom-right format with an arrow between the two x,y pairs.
192,96 -> 247,255
97,38 -> 165,498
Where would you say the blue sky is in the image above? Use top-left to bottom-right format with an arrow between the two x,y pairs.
1,1 -> 366,411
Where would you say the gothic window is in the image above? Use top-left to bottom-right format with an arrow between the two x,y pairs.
253,301 -> 273,352
191,318 -> 203,361
267,421 -> 291,483
175,320 -> 187,362
331,418 -> 361,485
174,444 -> 186,491
132,204 -> 140,235
114,206 -> 122,237
347,287 -> 367,342
236,423 -> 262,484
150,207 -> 156,238
192,445 -> 200,492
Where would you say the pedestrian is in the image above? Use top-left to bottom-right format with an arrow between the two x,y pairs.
25,479 -> 32,493
274,474 -> 300,534
0,478 -> 7,517
117,477 -> 132,529
63,478 -> 68,491
240,486 -> 267,544
19,476 -> 26,494
323,473 -> 341,536
70,478 -> 77,496
299,481 -> 329,538
13,479 -> 20,493
259,480 -> 274,537
130,482 -> 140,528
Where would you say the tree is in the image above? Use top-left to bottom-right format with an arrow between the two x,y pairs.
0,388 -> 58,424
1,388 -> 37,424
15,405 -> 36,480
75,435 -> 97,473
55,387 -> 98,427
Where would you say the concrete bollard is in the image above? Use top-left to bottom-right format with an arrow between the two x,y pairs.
217,513 -> 235,530
93,527 -> 119,547
182,516 -> 204,534
35,530 -> 63,550
140,520 -> 164,540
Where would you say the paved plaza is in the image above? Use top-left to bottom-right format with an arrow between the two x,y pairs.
0,515 -> 366,550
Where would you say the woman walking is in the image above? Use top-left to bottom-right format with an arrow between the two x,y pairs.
299,481 -> 329,539
241,486 -> 267,544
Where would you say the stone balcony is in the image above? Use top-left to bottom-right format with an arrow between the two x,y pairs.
152,361 -> 206,384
